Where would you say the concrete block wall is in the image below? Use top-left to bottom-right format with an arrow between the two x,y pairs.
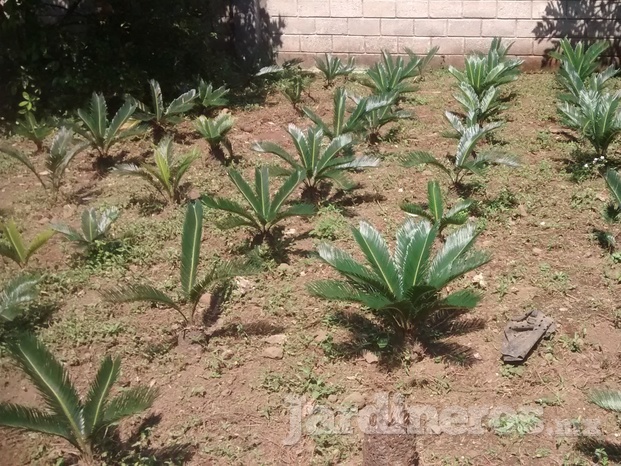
263,0 -> 621,68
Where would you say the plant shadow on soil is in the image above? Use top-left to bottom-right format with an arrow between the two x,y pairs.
323,309 -> 486,371
575,437 -> 621,464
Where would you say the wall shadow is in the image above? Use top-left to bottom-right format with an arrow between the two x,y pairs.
533,1 -> 621,65
0,0 -> 283,118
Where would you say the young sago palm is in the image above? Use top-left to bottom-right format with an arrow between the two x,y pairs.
194,113 -> 234,159
308,219 -> 490,335
315,53 -> 356,87
252,124 -> 380,193
129,79 -> 197,128
0,332 -> 158,465
114,136 -> 199,203
0,275 -> 39,322
0,219 -> 55,268
558,89 -> 621,158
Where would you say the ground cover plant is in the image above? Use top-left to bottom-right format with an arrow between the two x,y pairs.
3,39 -> 621,466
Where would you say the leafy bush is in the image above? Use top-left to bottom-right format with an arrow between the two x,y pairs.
14,112 -> 54,152
0,127 -> 88,197
52,207 -> 120,248
308,219 -> 490,334
0,220 -> 54,268
194,114 -> 234,157
75,93 -> 144,159
551,39 -> 613,86
558,89 -> 621,158
303,87 -> 394,139
105,201 -> 252,325
0,332 -> 158,464
252,124 -> 379,192
449,38 -> 522,97
364,48 -> 437,96
0,275 -> 39,322
129,79 -> 196,127
315,54 -> 356,87
402,117 -> 519,187
114,136 -> 199,203
201,167 -> 315,239
401,180 -> 473,232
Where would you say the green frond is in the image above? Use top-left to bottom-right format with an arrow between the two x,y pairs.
180,201 -> 203,298
0,404 -> 73,443
83,356 -> 120,435
605,169 -> 621,208
102,386 -> 158,426
0,275 -> 39,322
590,389 -> 621,413
103,284 -> 180,312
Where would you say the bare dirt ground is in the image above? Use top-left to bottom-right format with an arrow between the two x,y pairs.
1,70 -> 621,465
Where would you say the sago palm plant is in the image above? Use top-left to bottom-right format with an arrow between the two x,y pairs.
449,39 -> 522,97
359,100 -> 411,143
558,89 -> 621,158
303,87 -> 394,139
14,112 -> 54,152
194,113 -> 234,159
114,136 -> 199,203
0,127 -> 88,198
401,180 -> 473,233
0,220 -> 54,268
556,63 -> 618,104
76,93 -> 143,158
51,207 -> 120,248
550,38 -> 611,84
452,82 -> 504,127
603,168 -> 621,223
197,79 -> 229,112
308,219 -> 490,334
315,53 -> 356,87
364,48 -> 437,96
201,167 -> 315,239
252,124 -> 380,192
0,275 -> 39,322
402,117 -> 519,188
105,201 -> 252,326
0,332 -> 158,465
129,79 -> 197,128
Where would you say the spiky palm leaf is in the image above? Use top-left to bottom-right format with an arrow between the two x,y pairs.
197,80 -> 229,110
590,389 -> 621,413
308,219 -> 490,332
14,112 -> 54,151
453,82 -> 504,127
252,124 -> 379,191
0,275 -> 39,322
76,93 -> 143,158
550,39 -> 610,83
114,136 -> 199,203
52,207 -> 120,247
449,39 -> 522,97
194,114 -> 234,152
0,332 -> 157,460
558,89 -> 621,157
303,88 -> 394,139
316,54 -> 356,87
201,167 -> 314,237
130,80 -> 196,125
557,64 -> 618,104
0,220 -> 54,267
363,48 -> 437,96
401,180 -> 472,232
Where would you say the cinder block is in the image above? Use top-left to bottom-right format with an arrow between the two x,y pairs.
332,35 -> 366,53
508,37 -> 534,55
315,18 -> 348,35
429,1 -> 463,18
462,1 -> 497,19
366,36 -> 399,53
300,34 -> 333,53
299,1 -> 330,17
481,19 -> 517,37
398,37 -> 433,54
279,35 -> 301,52
448,19 -> 482,37
349,18 -> 381,35
330,0 -> 363,17
516,19 -> 540,37
396,0 -> 429,18
531,0 -> 563,20
432,37 -> 465,55
283,17 -> 316,35
533,37 -> 558,55
498,1 -> 532,19
381,18 -> 414,36
266,0 -> 298,17
363,0 -> 397,18
464,37 -> 495,54
415,19 -> 447,36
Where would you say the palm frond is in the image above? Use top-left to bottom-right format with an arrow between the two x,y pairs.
103,284 -> 180,311
0,275 -> 39,322
83,356 -> 120,435
0,404 -> 73,442
590,389 -> 621,413
102,386 -> 158,425
180,201 -> 203,298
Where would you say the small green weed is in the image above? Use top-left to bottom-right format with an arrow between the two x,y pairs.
489,410 -> 542,436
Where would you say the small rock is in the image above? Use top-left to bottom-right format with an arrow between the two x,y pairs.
314,331 -> 329,343
264,334 -> 287,345
532,247 -> 543,256
517,204 -> 528,217
277,263 -> 291,273
343,392 -> 366,409
187,189 -> 201,201
220,389 -> 232,397
327,394 -> 338,403
559,307 -> 568,312
363,351 -> 379,364
221,349 -> 234,360
239,124 -> 254,133
233,277 -> 253,296
473,352 -> 482,360
262,346 -> 284,359
472,273 -> 487,289
284,228 -> 297,237
199,293 -> 212,305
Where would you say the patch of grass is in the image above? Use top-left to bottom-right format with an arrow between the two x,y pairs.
311,205 -> 348,240
489,410 -> 542,436
260,366 -> 342,400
